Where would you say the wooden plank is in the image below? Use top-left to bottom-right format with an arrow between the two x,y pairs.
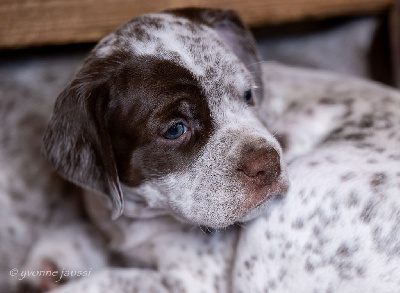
0,0 -> 394,48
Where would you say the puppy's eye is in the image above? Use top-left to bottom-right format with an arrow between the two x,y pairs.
244,90 -> 253,105
163,123 -> 187,139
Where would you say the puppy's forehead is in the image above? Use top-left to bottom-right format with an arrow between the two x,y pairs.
96,13 -> 253,99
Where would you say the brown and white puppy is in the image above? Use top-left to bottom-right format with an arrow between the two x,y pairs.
42,8 -> 289,229
33,8 -> 288,293
15,7 -> 400,293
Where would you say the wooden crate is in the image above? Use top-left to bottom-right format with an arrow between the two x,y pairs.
0,0 -> 393,48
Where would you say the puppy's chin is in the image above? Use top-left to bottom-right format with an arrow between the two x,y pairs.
183,196 -> 279,229
238,197 -> 275,224
238,176 -> 290,225
192,200 -> 274,229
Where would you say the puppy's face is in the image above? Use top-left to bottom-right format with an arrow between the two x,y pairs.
43,9 -> 289,228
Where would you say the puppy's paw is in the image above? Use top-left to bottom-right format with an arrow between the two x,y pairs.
20,224 -> 107,291
14,260 -> 63,293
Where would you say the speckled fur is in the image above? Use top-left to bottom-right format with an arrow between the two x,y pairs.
233,63 -> 400,293
3,9 -> 400,293
0,56 -> 106,292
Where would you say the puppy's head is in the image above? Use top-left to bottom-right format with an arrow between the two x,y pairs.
42,8 -> 289,228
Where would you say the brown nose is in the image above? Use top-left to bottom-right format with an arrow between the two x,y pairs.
238,148 -> 281,186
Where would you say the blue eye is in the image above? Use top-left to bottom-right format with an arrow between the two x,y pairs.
163,123 -> 187,139
244,90 -> 253,104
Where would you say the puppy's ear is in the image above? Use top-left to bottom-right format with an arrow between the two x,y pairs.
203,9 -> 262,77
42,60 -> 123,219
168,8 -> 262,90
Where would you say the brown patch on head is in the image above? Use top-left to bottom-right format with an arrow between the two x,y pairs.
101,54 -> 214,186
42,48 -> 214,218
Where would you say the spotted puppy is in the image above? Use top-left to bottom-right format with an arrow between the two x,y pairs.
38,7 -> 400,293
233,63 -> 400,292
39,8 -> 289,293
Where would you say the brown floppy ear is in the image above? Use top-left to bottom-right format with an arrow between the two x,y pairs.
42,59 -> 123,219
167,8 -> 262,96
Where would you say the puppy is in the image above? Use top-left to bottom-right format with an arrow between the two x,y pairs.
38,7 -> 289,293
33,7 -> 400,293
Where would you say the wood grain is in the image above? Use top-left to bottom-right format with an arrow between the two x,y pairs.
0,0 -> 393,48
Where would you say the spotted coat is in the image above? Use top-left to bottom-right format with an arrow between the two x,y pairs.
234,63 -> 400,293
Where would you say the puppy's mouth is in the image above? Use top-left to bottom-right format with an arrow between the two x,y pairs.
239,174 -> 290,223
